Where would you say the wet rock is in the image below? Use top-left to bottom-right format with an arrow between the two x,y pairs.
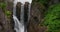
24,2 -> 29,25
24,2 -> 29,32
16,2 -> 22,20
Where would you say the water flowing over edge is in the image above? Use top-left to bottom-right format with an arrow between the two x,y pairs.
13,0 -> 32,32
13,15 -> 24,32
13,2 -> 25,32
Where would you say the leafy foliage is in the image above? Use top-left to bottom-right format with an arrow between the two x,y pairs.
0,2 -> 11,17
0,3 -> 6,9
5,10 -> 11,16
43,4 -> 60,32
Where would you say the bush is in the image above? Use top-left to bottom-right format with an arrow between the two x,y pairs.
43,4 -> 60,32
0,2 -> 11,17
0,3 -> 6,9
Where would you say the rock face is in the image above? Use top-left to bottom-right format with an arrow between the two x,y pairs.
16,2 -> 22,20
6,1 -> 14,32
0,8 -> 13,32
27,2 -> 46,32
0,8 -> 6,32
24,2 -> 29,32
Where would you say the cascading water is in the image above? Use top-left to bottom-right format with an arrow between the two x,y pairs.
13,15 -> 24,32
25,4 -> 31,32
13,0 -> 32,32
13,2 -> 24,32
13,0 -> 24,32
28,4 -> 31,21
13,3 -> 16,16
20,5 -> 24,24
24,3 -> 32,32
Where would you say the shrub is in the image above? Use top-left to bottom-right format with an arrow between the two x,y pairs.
0,2 -> 11,17
0,3 -> 6,9
43,4 -> 60,32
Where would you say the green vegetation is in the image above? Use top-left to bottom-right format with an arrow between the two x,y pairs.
0,3 -> 6,9
5,10 -> 11,17
43,4 -> 60,32
38,0 -> 48,4
0,2 -> 11,17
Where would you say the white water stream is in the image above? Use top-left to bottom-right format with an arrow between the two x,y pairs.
13,0 -> 32,32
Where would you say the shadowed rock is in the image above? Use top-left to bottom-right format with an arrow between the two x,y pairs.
0,0 -> 5,2
24,2 -> 29,26
16,2 -> 22,21
24,2 -> 29,32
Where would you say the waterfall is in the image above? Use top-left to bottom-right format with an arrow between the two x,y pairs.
13,1 -> 24,32
20,5 -> 24,24
13,0 -> 32,32
24,3 -> 31,32
13,3 -> 16,16
13,15 -> 24,32
28,4 -> 31,21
